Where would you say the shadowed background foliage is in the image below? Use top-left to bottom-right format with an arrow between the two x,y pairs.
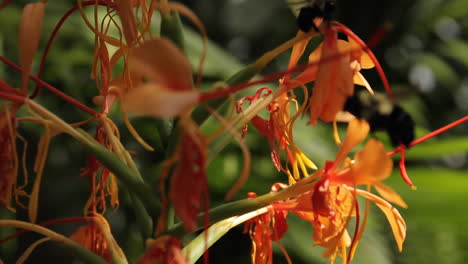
0,0 -> 467,263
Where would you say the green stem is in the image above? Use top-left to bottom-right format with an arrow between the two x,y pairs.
172,33 -> 319,237
0,220 -> 108,264
131,193 -> 154,238
27,100 -> 161,217
160,9 -> 185,52
167,175 -> 315,237
76,129 -> 161,216
192,31 -> 316,125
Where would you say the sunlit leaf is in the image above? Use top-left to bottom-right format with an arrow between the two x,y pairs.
185,28 -> 243,79
405,136 -> 468,160
439,40 -> 468,68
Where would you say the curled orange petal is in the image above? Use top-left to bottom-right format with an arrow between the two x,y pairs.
129,38 -> 192,91
333,118 -> 369,167
19,2 -> 45,93
121,83 -> 198,118
308,27 -> 354,125
355,188 -> 407,252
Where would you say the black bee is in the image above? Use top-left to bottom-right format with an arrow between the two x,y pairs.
296,0 -> 336,32
344,90 -> 415,147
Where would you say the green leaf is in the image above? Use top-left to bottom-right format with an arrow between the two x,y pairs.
184,28 -> 243,79
387,167 -> 468,228
438,0 -> 468,19
405,136 -> 468,160
439,40 -> 468,68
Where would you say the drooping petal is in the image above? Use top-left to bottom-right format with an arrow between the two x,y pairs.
333,118 -> 370,167
19,2 -> 45,93
129,38 -> 192,91
250,115 -> 282,171
169,133 -> 207,232
283,31 -> 314,82
292,42 -> 322,87
121,83 -> 199,118
356,189 -> 407,252
308,27 -> 354,125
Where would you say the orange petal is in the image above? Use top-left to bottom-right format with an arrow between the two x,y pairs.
287,31 -> 313,71
308,29 -> 354,125
122,83 -> 199,118
347,38 -> 374,69
334,118 -> 369,166
352,138 -> 393,184
374,183 -> 408,208
136,236 -> 186,264
19,2 -> 45,93
291,42 -> 324,86
353,72 -> 374,94
129,38 -> 192,91
356,189 -> 406,252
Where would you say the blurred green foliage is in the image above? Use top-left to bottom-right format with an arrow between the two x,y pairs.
0,0 -> 467,263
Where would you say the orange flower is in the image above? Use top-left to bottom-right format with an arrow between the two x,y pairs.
70,222 -> 113,263
283,26 -> 376,125
244,186 -> 290,264
331,138 -> 408,209
19,1 -> 45,93
237,88 -> 316,183
70,214 -> 126,263
273,119 -> 407,261
136,236 -> 186,264
121,37 -> 199,118
80,125 -> 120,214
305,26 -> 354,124
286,181 -> 354,261
244,208 -> 289,264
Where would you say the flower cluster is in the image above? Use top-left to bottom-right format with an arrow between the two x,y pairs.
0,1 -> 466,264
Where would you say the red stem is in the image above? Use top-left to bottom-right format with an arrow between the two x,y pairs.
411,115 -> 468,147
199,31 -> 385,103
388,115 -> 468,156
199,70 -> 288,102
366,23 -> 392,50
398,149 -> 414,187
199,50 -> 345,102
32,0 -> 113,98
0,56 -> 99,117
0,91 -> 26,105
386,115 -> 468,187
